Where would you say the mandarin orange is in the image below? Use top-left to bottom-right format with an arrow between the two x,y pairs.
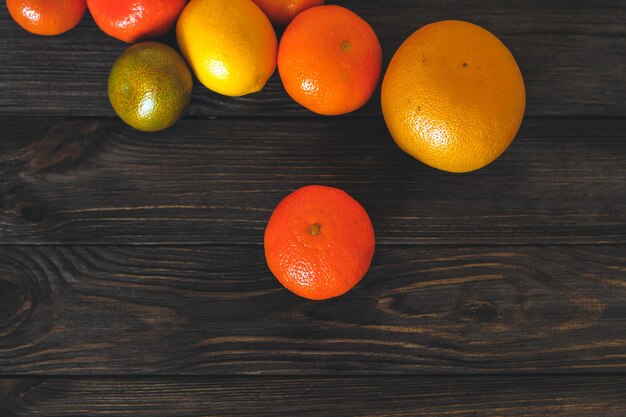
264,185 -> 375,300
7,0 -> 86,36
87,0 -> 186,43
278,5 -> 382,115
252,0 -> 324,26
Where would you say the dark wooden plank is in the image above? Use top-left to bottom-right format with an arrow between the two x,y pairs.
0,1 -> 624,117
1,244 -> 624,375
2,376 -> 626,416
1,117 -> 625,245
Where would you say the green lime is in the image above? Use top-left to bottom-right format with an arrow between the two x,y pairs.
108,41 -> 193,132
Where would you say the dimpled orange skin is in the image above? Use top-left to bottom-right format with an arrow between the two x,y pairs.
251,0 -> 324,27
87,0 -> 187,43
278,5 -> 382,116
6,0 -> 86,36
264,185 -> 375,300
381,20 -> 526,173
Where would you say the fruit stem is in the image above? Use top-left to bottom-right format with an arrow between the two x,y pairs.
308,223 -> 322,236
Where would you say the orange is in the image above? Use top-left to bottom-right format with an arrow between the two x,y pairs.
6,0 -> 86,36
381,20 -> 526,173
87,0 -> 186,43
278,5 -> 382,115
108,42 -> 192,132
264,185 -> 375,300
176,0 -> 277,97
251,0 -> 324,27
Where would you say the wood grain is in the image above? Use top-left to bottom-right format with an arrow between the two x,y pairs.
0,1 -> 624,117
2,376 -> 626,416
1,117 -> 624,245
0,244 -> 624,375
1,1 -> 625,413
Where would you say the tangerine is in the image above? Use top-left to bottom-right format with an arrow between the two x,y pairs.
264,185 -> 375,300
6,0 -> 86,36
277,5 -> 382,115
251,0 -> 324,27
87,0 -> 186,43
381,20 -> 526,172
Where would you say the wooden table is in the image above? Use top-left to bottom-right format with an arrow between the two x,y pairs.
1,1 -> 625,415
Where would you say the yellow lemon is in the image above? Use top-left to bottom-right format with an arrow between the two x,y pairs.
176,0 -> 278,97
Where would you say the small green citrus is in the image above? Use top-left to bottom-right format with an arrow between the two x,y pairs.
108,41 -> 193,132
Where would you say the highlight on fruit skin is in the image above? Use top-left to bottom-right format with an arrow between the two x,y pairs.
6,0 -> 87,36
381,20 -> 526,173
277,5 -> 382,115
108,41 -> 193,132
264,185 -> 376,300
176,0 -> 278,97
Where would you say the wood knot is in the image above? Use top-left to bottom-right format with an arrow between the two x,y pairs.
0,275 -> 34,335
19,205 -> 45,223
24,121 -> 100,172
456,300 -> 499,323
5,183 -> 24,196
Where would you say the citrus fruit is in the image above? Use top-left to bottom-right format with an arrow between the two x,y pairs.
176,0 -> 277,97
108,41 -> 192,132
278,5 -> 382,116
6,0 -> 86,36
264,185 -> 375,300
87,0 -> 186,43
381,20 -> 526,173
251,0 -> 324,27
